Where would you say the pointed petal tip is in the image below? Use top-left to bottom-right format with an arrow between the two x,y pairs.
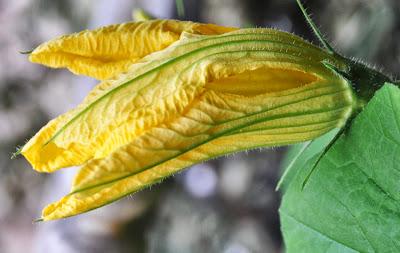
33,217 -> 44,223
132,9 -> 154,22
11,146 -> 23,159
19,49 -> 34,55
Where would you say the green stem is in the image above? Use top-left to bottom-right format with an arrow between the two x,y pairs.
347,60 -> 393,103
175,0 -> 185,18
295,0 -> 335,54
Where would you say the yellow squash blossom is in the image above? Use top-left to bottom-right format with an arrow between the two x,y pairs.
20,20 -> 362,221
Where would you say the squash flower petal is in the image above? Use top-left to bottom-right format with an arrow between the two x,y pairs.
20,24 -> 357,220
28,20 -> 236,80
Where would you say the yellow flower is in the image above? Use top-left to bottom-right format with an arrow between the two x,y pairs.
21,20 -> 357,221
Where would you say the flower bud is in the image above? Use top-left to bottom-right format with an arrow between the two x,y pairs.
21,21 -> 356,220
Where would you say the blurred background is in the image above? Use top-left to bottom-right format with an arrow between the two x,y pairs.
1,0 -> 399,252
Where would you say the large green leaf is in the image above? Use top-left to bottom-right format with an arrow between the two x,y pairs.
279,83 -> 400,253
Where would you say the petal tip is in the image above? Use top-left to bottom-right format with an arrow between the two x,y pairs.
19,49 -> 34,55
33,217 -> 44,223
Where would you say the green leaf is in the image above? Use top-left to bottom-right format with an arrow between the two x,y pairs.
276,129 -> 339,191
279,83 -> 400,253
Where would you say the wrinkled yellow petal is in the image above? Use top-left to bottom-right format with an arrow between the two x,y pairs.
43,77 -> 353,220
22,28 -> 347,174
29,20 -> 236,80
43,53 -> 353,220
21,26 -> 358,220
